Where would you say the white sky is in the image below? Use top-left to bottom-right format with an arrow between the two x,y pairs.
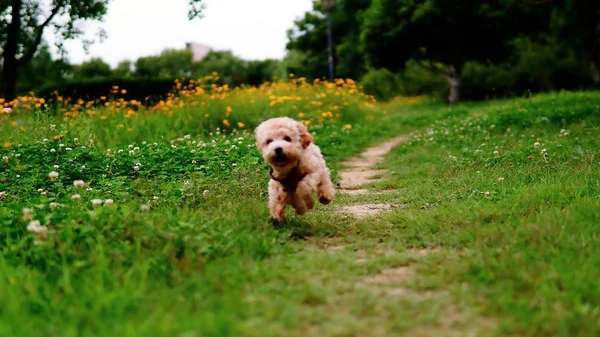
46,0 -> 313,67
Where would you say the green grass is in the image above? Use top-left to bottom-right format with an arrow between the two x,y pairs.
1,90 -> 599,336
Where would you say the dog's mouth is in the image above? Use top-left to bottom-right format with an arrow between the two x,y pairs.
272,154 -> 289,167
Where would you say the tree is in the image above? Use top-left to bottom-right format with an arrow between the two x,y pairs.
134,49 -> 195,78
194,51 -> 249,86
0,0 -> 109,101
73,57 -> 111,79
554,1 -> 600,84
113,60 -> 133,78
361,0 -> 552,104
1,0 -> 205,101
16,42 -> 71,95
286,0 -> 371,80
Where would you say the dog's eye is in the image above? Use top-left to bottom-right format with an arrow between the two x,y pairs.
283,136 -> 292,142
266,139 -> 273,145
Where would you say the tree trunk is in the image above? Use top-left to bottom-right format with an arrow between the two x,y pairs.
446,64 -> 461,105
1,0 -> 22,102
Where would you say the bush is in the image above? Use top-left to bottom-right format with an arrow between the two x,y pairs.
360,68 -> 400,100
396,60 -> 447,98
37,77 -> 181,105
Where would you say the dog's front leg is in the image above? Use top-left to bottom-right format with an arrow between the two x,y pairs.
268,180 -> 288,223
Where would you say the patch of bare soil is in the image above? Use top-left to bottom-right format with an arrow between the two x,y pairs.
336,136 -> 408,218
339,203 -> 404,219
338,136 -> 408,191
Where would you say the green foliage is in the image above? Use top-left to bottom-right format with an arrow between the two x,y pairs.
1,0 -> 110,99
194,51 -> 249,86
359,68 -> 399,100
285,0 -> 371,80
16,44 -> 71,96
134,49 -> 195,78
73,57 -> 112,79
113,60 -> 134,79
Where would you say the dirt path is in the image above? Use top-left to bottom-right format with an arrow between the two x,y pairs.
336,136 -> 408,218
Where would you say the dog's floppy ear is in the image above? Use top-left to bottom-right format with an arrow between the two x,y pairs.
297,121 -> 313,149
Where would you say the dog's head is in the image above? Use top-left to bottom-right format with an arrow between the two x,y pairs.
255,117 -> 313,168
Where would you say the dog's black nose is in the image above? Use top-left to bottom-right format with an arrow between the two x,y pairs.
274,147 -> 283,155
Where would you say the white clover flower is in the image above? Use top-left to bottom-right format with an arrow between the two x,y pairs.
534,142 -> 541,149
37,188 -> 43,192
225,140 -> 231,145
129,150 -> 135,156
2,156 -> 8,163
22,208 -> 33,221
40,191 -> 47,196
493,151 -> 499,157
184,134 -> 191,140
65,147 -> 72,152
50,124 -> 56,130
203,190 -> 209,197
50,148 -> 56,153
73,180 -> 85,188
484,191 -> 491,197
53,165 -> 60,169
192,160 -> 197,165
152,196 -> 159,201
140,204 -> 151,212
142,141 -> 147,145
0,191 -> 5,199
49,202 -> 59,209
118,149 -> 124,154
27,220 -> 48,235
48,171 -> 59,181
42,138 -> 48,142
71,194 -> 81,202
74,138 -> 79,142
128,144 -> 134,149
134,147 -> 140,151
498,177 -> 505,182
81,165 -> 86,169
91,199 -> 102,208
134,165 -> 140,171
104,199 -> 114,206
449,155 -> 457,161
86,187 -> 93,191
59,144 -> 65,148
232,163 -> 237,167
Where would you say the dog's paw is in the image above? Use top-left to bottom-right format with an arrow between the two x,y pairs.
269,216 -> 284,226
319,195 -> 332,205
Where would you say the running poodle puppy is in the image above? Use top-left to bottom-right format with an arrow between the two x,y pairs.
255,117 -> 335,223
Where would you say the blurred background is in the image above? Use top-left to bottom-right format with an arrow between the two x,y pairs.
1,0 -> 598,104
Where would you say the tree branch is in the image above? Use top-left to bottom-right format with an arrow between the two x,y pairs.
17,2 -> 63,66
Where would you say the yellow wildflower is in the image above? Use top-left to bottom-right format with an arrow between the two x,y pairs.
237,122 -> 245,128
344,124 -> 352,130
222,119 -> 231,127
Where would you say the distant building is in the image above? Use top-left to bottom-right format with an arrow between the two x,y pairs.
186,42 -> 212,62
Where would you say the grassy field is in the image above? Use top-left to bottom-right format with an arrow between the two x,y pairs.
0,84 -> 599,336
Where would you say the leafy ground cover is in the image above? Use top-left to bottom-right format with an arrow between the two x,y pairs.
0,86 -> 598,336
